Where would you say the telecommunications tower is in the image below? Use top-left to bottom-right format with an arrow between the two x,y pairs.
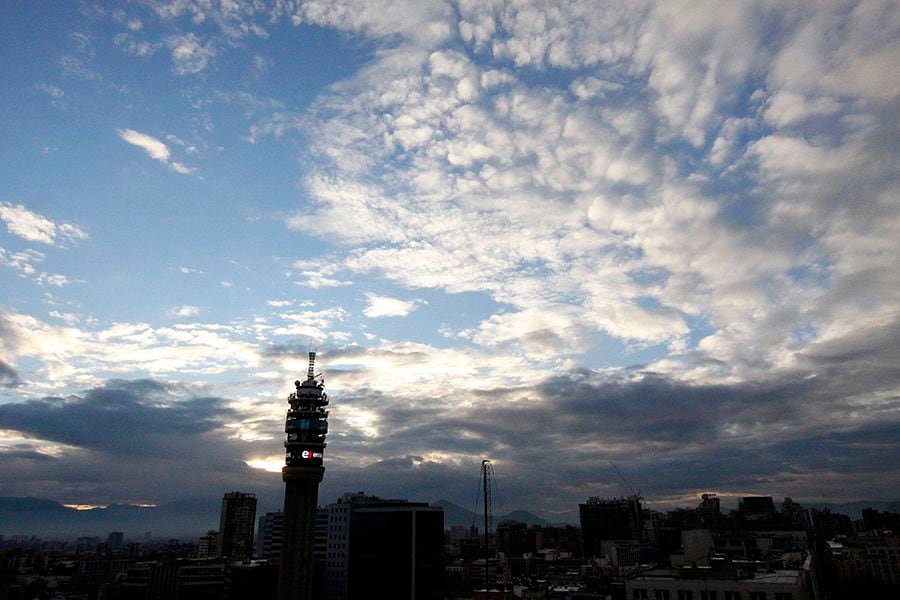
278,351 -> 329,600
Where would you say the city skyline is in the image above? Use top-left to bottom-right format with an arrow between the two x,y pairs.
1,1 -> 899,518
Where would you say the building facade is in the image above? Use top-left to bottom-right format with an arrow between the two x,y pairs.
217,492 -> 257,560
321,492 -> 444,600
580,496 -> 644,557
256,512 -> 284,561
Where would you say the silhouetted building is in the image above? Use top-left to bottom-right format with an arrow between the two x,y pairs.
496,520 -> 530,558
627,555 -> 813,600
696,494 -> 722,528
811,508 -> 854,543
862,508 -> 900,533
278,352 -> 330,600
737,496 -> 780,529
256,512 -> 284,561
579,496 -> 643,557
198,531 -> 218,559
228,561 -> 279,600
823,535 -> 900,598
217,492 -> 257,560
322,492 -> 444,600
313,508 -> 328,599
107,532 -> 124,553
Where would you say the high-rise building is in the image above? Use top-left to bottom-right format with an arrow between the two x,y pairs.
107,531 -> 124,552
217,491 -> 258,560
278,351 -> 330,600
257,512 -> 284,561
696,493 -> 722,528
579,495 -> 643,557
198,530 -> 219,559
322,492 -> 444,600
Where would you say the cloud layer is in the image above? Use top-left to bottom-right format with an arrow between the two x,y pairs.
0,0 -> 897,514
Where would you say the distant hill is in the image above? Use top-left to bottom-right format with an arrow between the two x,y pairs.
432,499 -> 549,528
0,496 -> 219,540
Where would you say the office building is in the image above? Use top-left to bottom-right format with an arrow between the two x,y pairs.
217,492 -> 257,560
257,512 -> 284,561
198,531 -> 218,559
323,492 -> 444,600
579,495 -> 643,557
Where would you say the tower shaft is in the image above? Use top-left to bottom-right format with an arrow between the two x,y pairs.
277,351 -> 330,600
278,466 -> 323,600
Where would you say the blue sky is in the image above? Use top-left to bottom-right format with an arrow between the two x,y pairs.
1,0 -> 898,518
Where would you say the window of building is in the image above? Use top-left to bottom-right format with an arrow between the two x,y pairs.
633,590 -> 649,600
700,592 -> 717,600
774,595 -> 792,600
655,591 -> 671,600
748,593 -> 767,600
678,591 -> 693,600
724,593 -> 741,600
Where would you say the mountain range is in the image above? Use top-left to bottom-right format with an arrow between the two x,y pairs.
3,496 -> 896,541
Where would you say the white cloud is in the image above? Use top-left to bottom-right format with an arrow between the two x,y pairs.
295,270 -> 352,289
271,307 -> 348,339
117,129 -> 197,175
117,129 -> 170,162
0,202 -> 87,246
0,311 -> 263,385
362,293 -> 424,318
36,83 -> 64,99
168,305 -> 201,318
165,33 -> 215,75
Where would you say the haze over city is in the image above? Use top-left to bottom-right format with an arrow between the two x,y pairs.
1,0 -> 898,522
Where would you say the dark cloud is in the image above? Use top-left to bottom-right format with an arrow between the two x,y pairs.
2,332 -> 898,518
0,379 -> 284,509
0,359 -> 20,388
313,332 -> 900,514
0,379 -> 236,457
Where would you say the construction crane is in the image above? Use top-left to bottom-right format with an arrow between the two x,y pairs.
610,461 -> 641,499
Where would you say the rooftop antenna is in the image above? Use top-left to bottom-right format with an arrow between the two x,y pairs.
307,339 -> 317,382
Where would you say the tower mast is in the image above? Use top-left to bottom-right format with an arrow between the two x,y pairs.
278,351 -> 329,600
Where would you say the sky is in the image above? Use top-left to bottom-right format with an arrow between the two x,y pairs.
0,0 -> 898,521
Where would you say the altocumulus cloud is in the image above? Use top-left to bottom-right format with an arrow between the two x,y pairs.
1,0 -> 897,513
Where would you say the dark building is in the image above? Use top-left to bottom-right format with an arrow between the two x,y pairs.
321,492 -> 444,600
696,493 -> 722,528
256,512 -> 284,561
227,561 -> 279,600
496,520 -> 531,558
217,492 -> 257,560
107,532 -> 124,553
861,508 -> 900,533
348,500 -> 444,600
736,496 -> 778,528
278,351 -> 330,600
579,495 -> 643,557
